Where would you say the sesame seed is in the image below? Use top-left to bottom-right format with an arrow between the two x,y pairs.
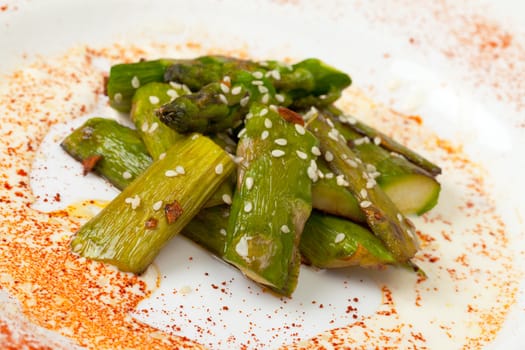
129,195 -> 140,209
148,122 -> 159,133
237,128 -> 246,138
165,170 -> 178,177
114,93 -> 122,103
240,96 -> 250,107
366,179 -> 376,189
231,86 -> 242,95
271,70 -> 281,80
334,233 -> 345,243
122,171 -> 132,180
158,152 -> 166,160
223,76 -> 231,84
175,165 -> 185,175
366,164 -> 377,172
374,136 -> 382,145
275,94 -> 285,103
325,172 -> 334,179
149,95 -> 160,104
328,128 -> 340,141
295,124 -> 306,135
336,175 -> 349,187
319,94 -> 327,100
215,163 -> 224,175
131,76 -> 140,88
264,118 -> 272,128
252,71 -> 264,79
219,228 -> 227,236
258,85 -> 269,94
220,83 -> 230,94
181,84 -> 191,94
397,213 -> 403,221
244,201 -> 253,212
296,150 -> 308,159
169,81 -> 182,89
347,116 -> 357,125
360,200 -> 372,208
222,194 -> 232,205
261,93 -> 270,104
245,177 -> 254,190
303,107 -> 318,121
141,122 -> 149,132
354,137 -> 370,145
311,146 -> 321,156
274,138 -> 287,146
235,237 -> 249,257
271,150 -> 285,157
269,104 -> 278,112
324,151 -> 334,162
261,130 -> 269,140
245,112 -> 254,120
191,134 -> 200,140
260,108 -> 269,117
307,161 -> 319,182
326,118 -> 335,128
346,159 -> 358,168
317,170 -> 325,179
153,201 -> 163,211
251,80 -> 263,86
360,189 -> 368,198
218,94 -> 228,104
280,225 -> 290,233
167,89 -> 178,99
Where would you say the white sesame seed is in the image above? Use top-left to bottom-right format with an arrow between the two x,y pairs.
274,138 -> 287,146
366,164 -> 377,173
258,85 -> 269,94
354,137 -> 370,145
334,233 -> 345,243
296,150 -> 308,159
397,213 -> 403,221
263,118 -> 272,128
336,175 -> 349,187
215,163 -> 224,175
261,93 -> 270,104
271,70 -> 281,80
167,89 -> 178,99
149,95 -> 160,104
311,146 -> 321,156
240,96 -> 250,107
269,104 -> 278,112
219,228 -> 227,236
366,179 -> 376,189
346,159 -> 358,168
347,116 -> 357,125
181,84 -> 191,94
130,195 -> 140,209
235,237 -> 249,257
245,177 -> 254,190
328,128 -> 340,141
237,128 -> 247,138
165,170 -> 178,177
360,200 -> 372,208
220,83 -> 230,94
244,201 -> 253,212
325,172 -> 334,179
307,161 -> 319,182
360,189 -> 368,198
281,225 -> 290,233
223,76 -> 231,84
148,122 -> 159,133
275,94 -> 285,103
252,71 -> 264,79
324,151 -> 334,162
231,86 -> 242,95
326,118 -> 335,128
175,165 -> 185,175
259,61 -> 269,67
251,80 -> 264,86
319,94 -> 327,100
131,76 -> 140,88
141,122 -> 149,132
169,81 -> 182,89
295,124 -> 306,135
260,108 -> 269,117
158,152 -> 166,160
245,112 -> 254,120
374,136 -> 382,145
191,134 -> 200,140
114,93 -> 122,103
317,170 -> 325,179
124,197 -> 133,204
271,149 -> 285,157
218,94 -> 228,104
122,171 -> 132,180
153,201 -> 163,211
222,194 -> 232,205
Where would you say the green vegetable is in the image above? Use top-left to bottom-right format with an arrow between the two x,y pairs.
70,135 -> 235,273
224,104 -> 319,296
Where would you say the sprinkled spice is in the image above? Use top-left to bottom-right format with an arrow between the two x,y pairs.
164,200 -> 183,224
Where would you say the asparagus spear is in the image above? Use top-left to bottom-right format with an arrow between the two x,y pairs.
61,118 -> 152,190
300,211 -> 396,268
107,59 -> 178,112
307,112 -> 418,263
70,135 -> 235,273
130,82 -> 186,160
327,106 -> 441,176
224,104 -> 319,296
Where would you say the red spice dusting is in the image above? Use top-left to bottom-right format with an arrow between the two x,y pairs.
0,5 -> 8,12
165,200 -> 184,224
145,217 -> 158,229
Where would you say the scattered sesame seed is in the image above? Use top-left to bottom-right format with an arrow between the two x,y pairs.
326,118 -> 335,128
261,130 -> 269,140
296,150 -> 308,159
245,112 -> 254,120
269,104 -> 278,112
261,93 -> 270,104
274,138 -> 287,146
219,228 -> 227,236
346,159 -> 358,168
303,107 -> 318,121
311,146 -> 321,156
374,136 -> 382,145
215,163 -> 224,175
165,170 -> 178,177
245,177 -> 254,190
271,149 -> 285,157
122,171 -> 132,180
244,201 -> 253,213
317,170 -> 325,179
220,83 -> 230,94
271,70 -> 281,80
252,71 -> 264,79
175,165 -> 185,175
347,116 -> 357,125
166,89 -> 178,99
251,80 -> 263,86
222,194 -> 232,205
263,118 -> 272,128
131,76 -> 140,88
366,179 -> 376,189
158,152 -> 166,160
325,151 -> 334,162
360,200 -> 372,208
153,201 -> 163,211
275,94 -> 285,103
114,93 -> 122,103
218,94 -> 228,104
336,175 -> 349,187
360,189 -> 368,198
169,81 -> 182,89
366,164 -> 377,173
328,128 -> 340,141
141,122 -> 149,132
397,213 -> 403,221
325,172 -> 334,179
231,86 -> 242,95
237,128 -> 247,138
191,134 -> 200,140
319,94 -> 327,100
149,95 -> 160,104
295,124 -> 306,135
258,85 -> 269,94
354,137 -> 370,145
307,160 -> 319,182
281,225 -> 291,234
130,195 -> 141,209
148,122 -> 159,133
260,108 -> 269,117
334,233 -> 345,243
235,237 -> 249,257
223,76 -> 231,84
240,96 -> 250,107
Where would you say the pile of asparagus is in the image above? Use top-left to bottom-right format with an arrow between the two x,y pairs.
64,56 -> 441,296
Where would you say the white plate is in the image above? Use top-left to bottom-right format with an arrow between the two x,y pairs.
1,1 -> 525,349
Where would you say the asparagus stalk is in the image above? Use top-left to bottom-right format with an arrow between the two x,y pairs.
61,118 -> 152,190
224,104 -> 319,296
107,59 -> 178,112
307,112 -> 418,263
70,135 -> 235,273
300,211 -> 396,268
327,106 -> 441,176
